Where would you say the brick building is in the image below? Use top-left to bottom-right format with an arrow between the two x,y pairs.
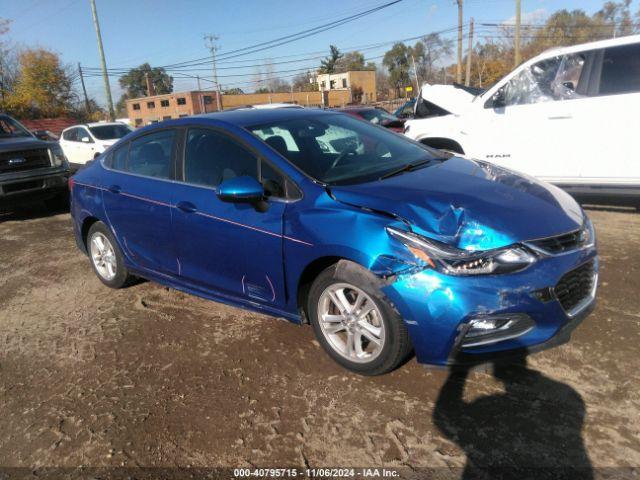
125,70 -> 377,126
315,70 -> 377,103
126,90 -> 221,127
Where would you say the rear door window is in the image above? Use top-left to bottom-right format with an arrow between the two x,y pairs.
599,43 -> 640,95
110,144 -> 129,171
63,128 -> 78,142
126,130 -> 176,179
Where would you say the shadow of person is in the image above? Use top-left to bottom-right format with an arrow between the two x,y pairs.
0,194 -> 69,223
433,355 -> 592,480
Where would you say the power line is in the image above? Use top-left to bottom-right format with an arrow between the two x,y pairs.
83,24 -> 465,75
136,0 -> 403,70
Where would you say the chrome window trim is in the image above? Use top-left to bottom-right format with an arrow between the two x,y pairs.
100,146 -> 299,205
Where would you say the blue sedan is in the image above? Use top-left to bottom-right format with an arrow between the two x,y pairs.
70,108 -> 597,375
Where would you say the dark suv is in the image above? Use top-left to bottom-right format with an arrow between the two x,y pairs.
0,114 -> 70,211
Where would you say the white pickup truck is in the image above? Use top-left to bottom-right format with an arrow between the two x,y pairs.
403,34 -> 640,207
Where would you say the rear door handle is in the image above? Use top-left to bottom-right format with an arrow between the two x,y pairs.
548,115 -> 572,120
107,185 -> 121,194
176,201 -> 197,213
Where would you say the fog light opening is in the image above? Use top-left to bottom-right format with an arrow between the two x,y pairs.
461,314 -> 535,348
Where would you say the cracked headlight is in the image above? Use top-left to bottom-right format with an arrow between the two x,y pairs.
49,144 -> 67,167
387,227 -> 536,276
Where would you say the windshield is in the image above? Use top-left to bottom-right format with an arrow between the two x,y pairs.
89,124 -> 132,140
249,113 -> 441,185
0,115 -> 33,138
357,109 -> 399,125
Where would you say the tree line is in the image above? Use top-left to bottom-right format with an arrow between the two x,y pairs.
1,1 -> 639,120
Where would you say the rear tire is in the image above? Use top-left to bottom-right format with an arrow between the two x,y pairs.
87,221 -> 133,289
307,261 -> 412,375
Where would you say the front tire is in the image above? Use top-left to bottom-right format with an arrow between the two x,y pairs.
87,222 -> 132,289
307,261 -> 412,375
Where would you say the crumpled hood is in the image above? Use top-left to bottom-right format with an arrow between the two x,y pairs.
419,84 -> 475,115
0,137 -> 52,153
330,157 -> 584,251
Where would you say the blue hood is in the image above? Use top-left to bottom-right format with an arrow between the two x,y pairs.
330,157 -> 584,250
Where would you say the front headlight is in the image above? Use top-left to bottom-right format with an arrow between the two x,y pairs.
387,227 -> 536,275
49,144 -> 67,167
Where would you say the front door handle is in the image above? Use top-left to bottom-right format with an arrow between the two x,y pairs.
108,185 -> 121,194
176,201 -> 197,213
547,114 -> 572,120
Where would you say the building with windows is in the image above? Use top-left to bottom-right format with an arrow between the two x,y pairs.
126,91 -> 221,127
314,70 -> 377,103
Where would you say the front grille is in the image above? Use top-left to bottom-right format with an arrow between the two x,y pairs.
0,148 -> 51,173
528,227 -> 590,255
554,260 -> 596,313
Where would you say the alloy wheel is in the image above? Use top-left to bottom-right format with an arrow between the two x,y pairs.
317,282 -> 386,363
90,232 -> 117,281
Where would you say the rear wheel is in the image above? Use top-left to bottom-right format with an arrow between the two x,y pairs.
307,261 -> 411,375
87,222 -> 133,288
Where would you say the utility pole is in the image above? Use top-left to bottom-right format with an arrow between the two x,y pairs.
514,0 -> 521,67
89,0 -> 115,121
196,75 -> 202,90
465,18 -> 474,87
456,0 -> 463,84
144,71 -> 155,96
204,34 -> 222,111
410,54 -> 420,91
78,63 -> 91,114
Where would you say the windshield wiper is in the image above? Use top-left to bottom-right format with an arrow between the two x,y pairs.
379,159 -> 433,180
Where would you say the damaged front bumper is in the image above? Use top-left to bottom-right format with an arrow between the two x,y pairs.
380,245 -> 598,366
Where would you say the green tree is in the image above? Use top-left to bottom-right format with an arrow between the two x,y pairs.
118,63 -> 173,99
223,87 -> 244,95
410,34 -> 453,85
292,72 -> 316,92
334,51 -> 376,73
0,18 -> 19,108
6,48 -> 75,118
319,45 -> 343,74
383,42 -> 411,96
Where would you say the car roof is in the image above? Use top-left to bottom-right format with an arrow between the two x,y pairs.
535,33 -> 640,60
335,106 -> 377,113
195,107 -> 336,127
63,122 -> 126,131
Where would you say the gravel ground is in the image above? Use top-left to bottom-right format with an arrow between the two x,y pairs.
0,205 -> 638,479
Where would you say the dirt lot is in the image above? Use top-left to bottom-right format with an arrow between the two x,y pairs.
0,206 -> 638,479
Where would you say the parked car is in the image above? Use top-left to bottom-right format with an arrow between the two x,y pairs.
0,113 -> 70,211
393,99 -> 415,119
404,34 -> 640,207
30,129 -> 59,142
336,106 -> 405,132
70,108 -> 597,375
60,122 -> 133,170
228,103 -> 304,110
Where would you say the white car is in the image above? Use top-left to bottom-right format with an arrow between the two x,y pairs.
60,122 -> 132,169
404,34 -> 640,207
229,103 -> 304,110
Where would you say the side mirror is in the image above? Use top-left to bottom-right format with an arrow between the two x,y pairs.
81,136 -> 91,143
491,88 -> 506,108
217,176 -> 264,203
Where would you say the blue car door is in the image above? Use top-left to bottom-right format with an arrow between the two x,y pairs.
171,127 -> 287,307
101,129 -> 178,276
